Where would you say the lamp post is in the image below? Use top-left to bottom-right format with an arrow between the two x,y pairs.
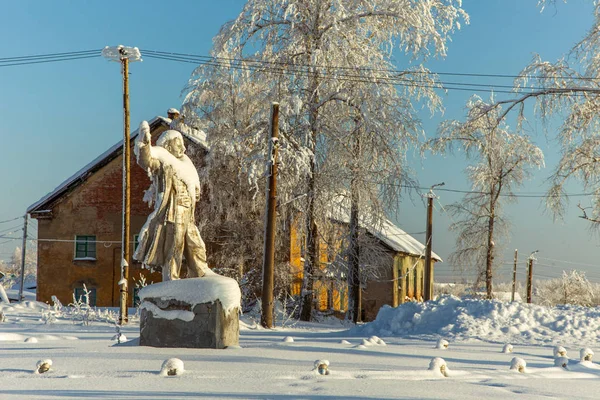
102,45 -> 142,325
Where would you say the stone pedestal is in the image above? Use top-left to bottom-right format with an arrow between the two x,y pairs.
138,276 -> 241,349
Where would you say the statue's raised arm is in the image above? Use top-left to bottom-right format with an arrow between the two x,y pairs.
135,121 -> 160,173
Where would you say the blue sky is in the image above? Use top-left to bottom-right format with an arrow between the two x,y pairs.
0,1 -> 597,284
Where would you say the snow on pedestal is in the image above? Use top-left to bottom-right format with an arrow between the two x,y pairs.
139,276 -> 241,349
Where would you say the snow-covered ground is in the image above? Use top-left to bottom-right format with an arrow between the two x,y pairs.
1,296 -> 600,399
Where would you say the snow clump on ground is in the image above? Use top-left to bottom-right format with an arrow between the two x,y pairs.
160,358 -> 184,376
554,357 -> 569,368
428,357 -> 449,377
553,345 -> 567,358
313,360 -> 330,375
510,357 -> 527,373
35,359 -> 52,374
502,344 -> 513,353
436,338 -> 449,349
580,348 -> 594,362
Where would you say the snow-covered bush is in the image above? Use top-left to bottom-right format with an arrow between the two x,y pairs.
41,310 -> 56,324
502,344 -> 513,353
580,348 -> 594,362
160,358 -> 184,376
435,339 -> 449,349
428,357 -> 449,377
62,285 -> 117,326
111,333 -> 127,344
510,357 -> 527,373
536,270 -> 595,307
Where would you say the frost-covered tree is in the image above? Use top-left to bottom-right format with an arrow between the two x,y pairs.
183,66 -> 298,310
535,270 -> 595,307
426,96 -> 544,298
1,247 -> 36,289
184,0 -> 467,320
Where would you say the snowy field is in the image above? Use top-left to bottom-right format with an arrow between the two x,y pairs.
1,297 -> 600,399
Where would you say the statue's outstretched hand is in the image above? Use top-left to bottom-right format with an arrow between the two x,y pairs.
139,121 -> 151,145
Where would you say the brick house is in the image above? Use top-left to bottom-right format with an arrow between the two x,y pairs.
27,116 -> 208,307
289,215 -> 441,321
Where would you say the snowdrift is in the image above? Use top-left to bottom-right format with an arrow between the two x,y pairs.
360,295 -> 600,345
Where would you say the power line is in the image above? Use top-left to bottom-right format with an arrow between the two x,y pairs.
141,52 -> 530,96
140,49 -> 600,83
0,54 -> 100,68
0,217 -> 21,225
398,183 -> 594,198
0,49 -> 101,62
0,225 -> 22,235
536,256 -> 599,269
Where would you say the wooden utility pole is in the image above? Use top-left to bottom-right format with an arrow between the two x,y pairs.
526,251 -> 537,304
119,52 -> 131,325
18,214 -> 28,302
261,102 -> 279,328
102,45 -> 141,325
348,116 -> 362,323
511,249 -> 518,302
423,183 -> 443,301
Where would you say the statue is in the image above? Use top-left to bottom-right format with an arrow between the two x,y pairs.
133,121 -> 209,281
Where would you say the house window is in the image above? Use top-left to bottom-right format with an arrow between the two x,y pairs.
74,287 -> 97,307
134,234 -> 140,251
75,235 -> 96,260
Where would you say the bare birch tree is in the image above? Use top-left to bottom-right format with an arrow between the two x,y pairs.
426,96 -> 544,298
461,2 -> 600,225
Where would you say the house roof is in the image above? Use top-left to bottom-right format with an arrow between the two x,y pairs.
327,195 -> 442,261
369,218 -> 442,262
27,116 -> 207,214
